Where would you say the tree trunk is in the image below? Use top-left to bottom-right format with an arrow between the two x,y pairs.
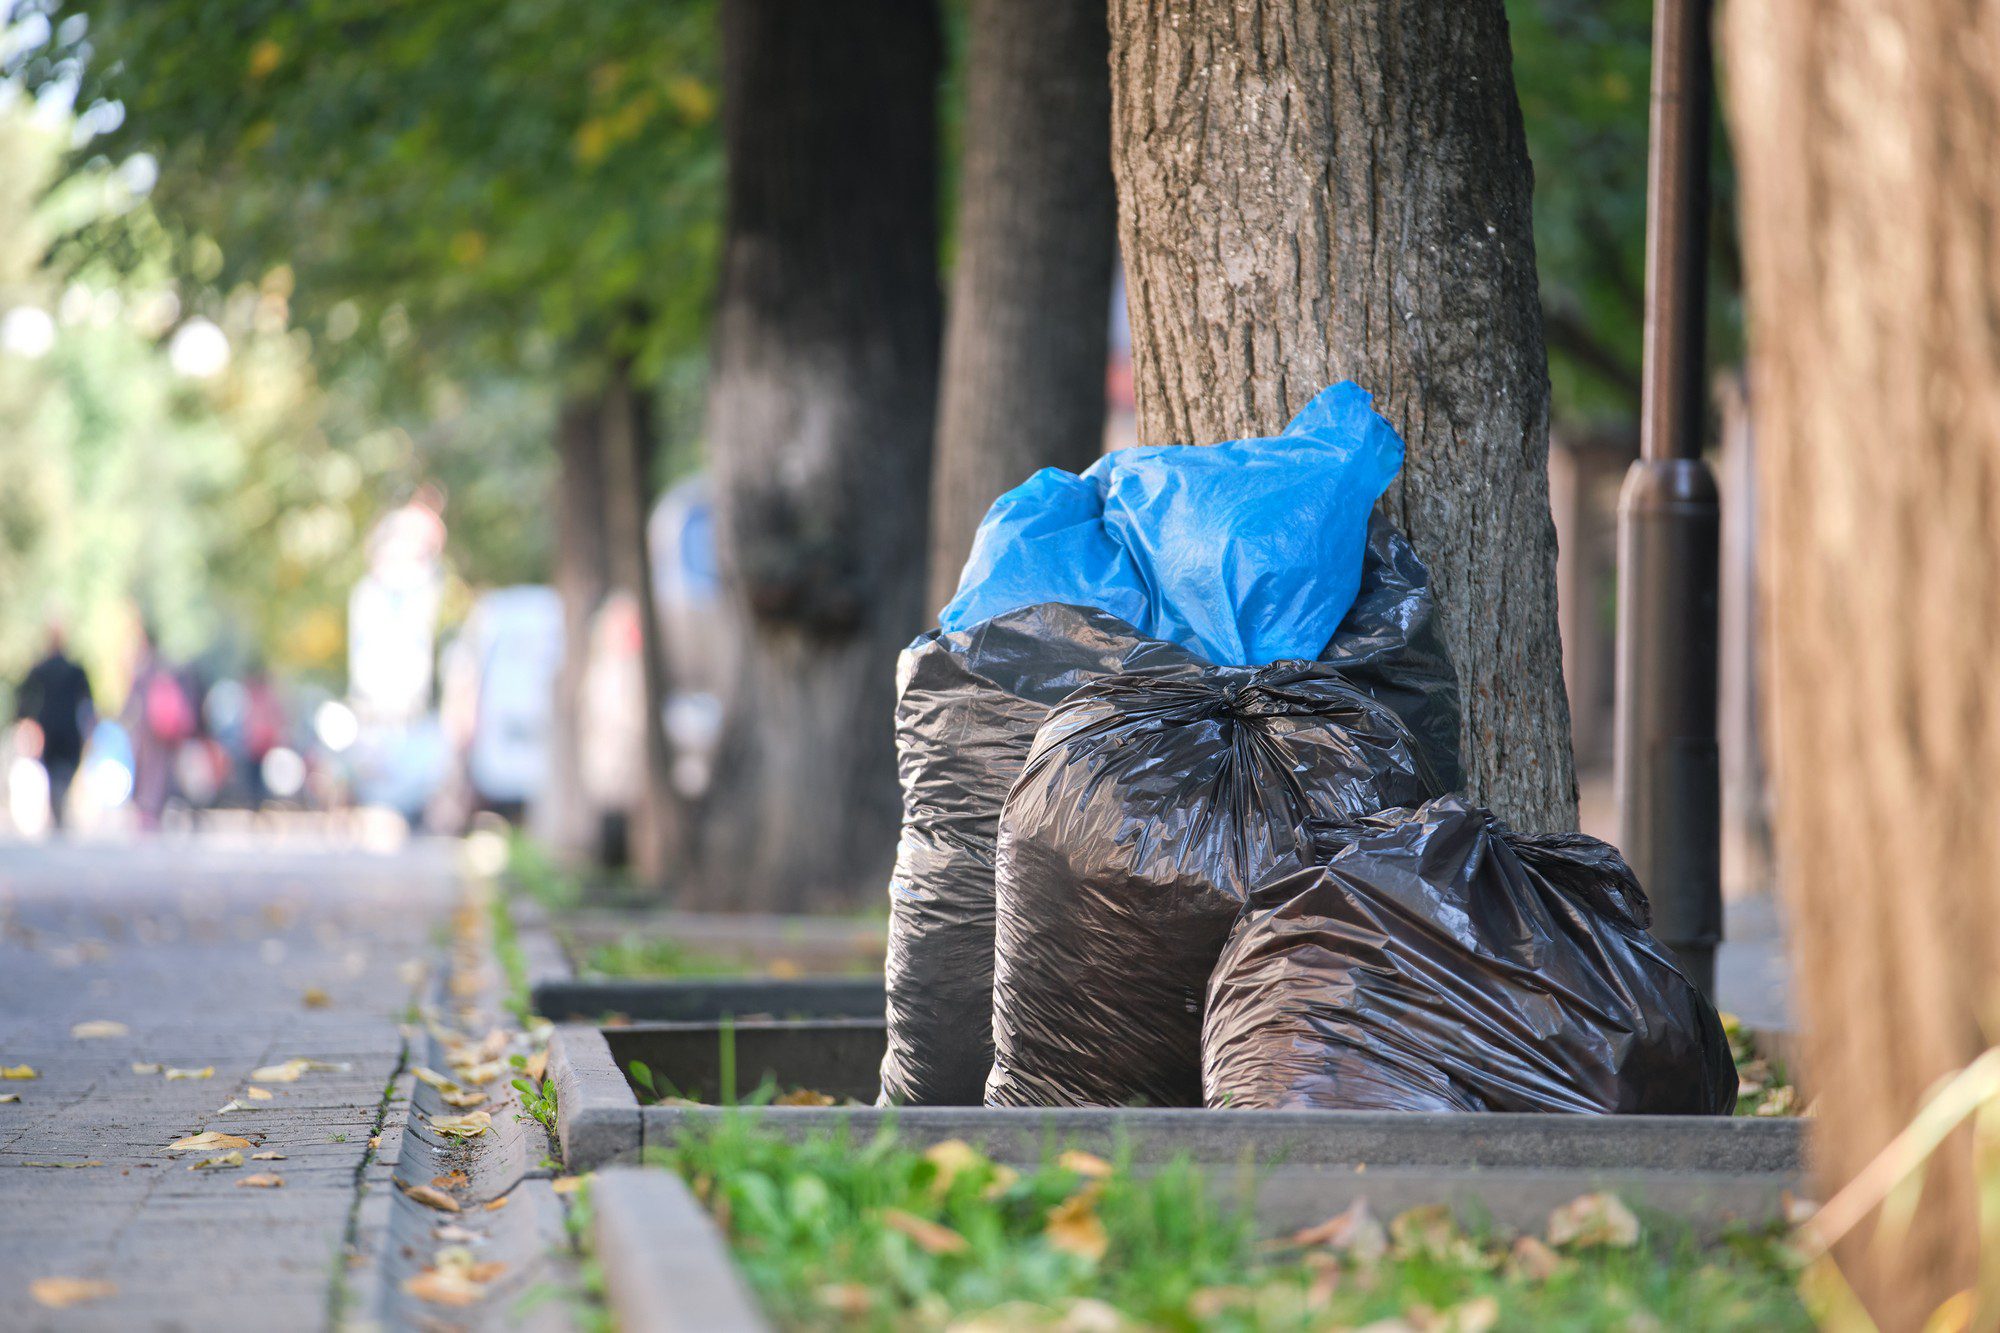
1725,3 -> 2000,1323
698,0 -> 941,911
925,0 -> 1116,614
598,358 -> 683,890
1107,0 -> 1576,831
543,396 -> 611,865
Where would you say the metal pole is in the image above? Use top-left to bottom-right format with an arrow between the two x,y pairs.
1614,0 -> 1722,996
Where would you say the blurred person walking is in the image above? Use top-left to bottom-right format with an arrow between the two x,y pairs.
124,633 -> 192,831
14,623 -> 95,831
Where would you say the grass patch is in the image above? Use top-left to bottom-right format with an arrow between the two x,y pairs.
578,933 -> 746,980
1724,1013 -> 1800,1118
657,1118 -> 1811,1331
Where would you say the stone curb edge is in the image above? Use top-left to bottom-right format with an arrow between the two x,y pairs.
551,1024 -> 642,1167
592,1167 -> 770,1333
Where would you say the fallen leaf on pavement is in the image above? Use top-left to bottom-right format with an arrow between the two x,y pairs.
521,1050 -> 547,1082
250,1151 -> 286,1161
189,1151 -> 244,1171
302,987 -> 331,1008
429,1110 -> 492,1139
432,1170 -> 470,1189
130,1062 -> 163,1075
1057,1150 -> 1114,1179
403,1247 -> 507,1306
1547,1192 -> 1640,1249
413,1067 -> 459,1092
881,1207 -> 969,1254
434,1223 -> 479,1243
439,1087 -> 488,1108
30,1277 -> 116,1309
773,1087 -> 834,1107
246,1086 -> 273,1101
0,1093 -> 17,1104
401,1183 -> 462,1212
236,1174 -> 284,1189
163,1066 -> 214,1081
215,1100 -> 250,1113
551,1175 -> 588,1195
483,1196 -> 509,1212
71,1020 -> 129,1039
2,1064 -> 38,1079
1046,1184 -> 1109,1261
168,1131 -> 253,1152
455,1060 -> 509,1086
23,1160 -> 101,1168
252,1058 -> 351,1083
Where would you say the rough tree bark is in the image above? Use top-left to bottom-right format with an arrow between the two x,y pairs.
541,396 -> 611,864
925,0 -> 1116,614
598,358 -> 683,889
1726,3 -> 2000,1323
698,0 -> 941,910
1107,0 -> 1577,830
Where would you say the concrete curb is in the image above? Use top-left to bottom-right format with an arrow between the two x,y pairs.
533,974 -> 885,1025
591,1167 -> 770,1333
551,1024 -> 642,1167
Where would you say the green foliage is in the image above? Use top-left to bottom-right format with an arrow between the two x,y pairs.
19,0 -> 723,385
1507,0 -> 1741,430
512,1071 -> 557,1137
664,1121 -> 1811,1331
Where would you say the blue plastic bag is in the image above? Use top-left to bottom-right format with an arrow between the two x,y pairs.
939,382 -> 1404,666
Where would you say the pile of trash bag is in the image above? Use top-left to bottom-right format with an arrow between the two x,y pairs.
881,379 -> 1731,1119
984,664 -> 1444,1108
1202,797 -> 1735,1115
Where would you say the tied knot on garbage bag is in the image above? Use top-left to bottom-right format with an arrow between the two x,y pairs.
984,665 -> 1446,1109
880,384 -> 1462,1108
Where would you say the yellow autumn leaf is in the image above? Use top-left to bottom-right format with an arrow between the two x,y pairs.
30,1277 -> 116,1309
164,1066 -> 214,1081
455,1060 -> 508,1086
402,1269 -> 483,1307
440,1087 -> 488,1109
168,1131 -> 253,1152
413,1067 -> 459,1092
236,1173 -> 284,1189
429,1110 -> 492,1139
2,1064 -> 38,1079
521,1049 -> 548,1082
251,1151 -> 286,1161
131,1062 -> 163,1075
245,38 -> 283,81
246,1086 -> 273,1101
773,1087 -> 835,1107
189,1151 -> 245,1170
924,1138 -> 985,1194
1288,1198 -> 1388,1263
483,1196 -> 510,1212
401,1183 -> 461,1212
301,987 -> 331,1009
551,1174 -> 589,1195
1045,1184 -> 1109,1261
71,1020 -> 129,1039
1058,1149 -> 1114,1179
881,1207 -> 969,1255
1546,1192 -> 1640,1249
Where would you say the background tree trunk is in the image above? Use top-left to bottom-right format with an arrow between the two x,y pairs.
542,396 -> 611,865
1725,3 -> 2000,1323
698,0 -> 942,911
598,357 -> 683,889
925,0 -> 1116,614
1107,0 -> 1576,831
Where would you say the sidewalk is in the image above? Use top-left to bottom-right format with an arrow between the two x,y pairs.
0,838 -> 458,1329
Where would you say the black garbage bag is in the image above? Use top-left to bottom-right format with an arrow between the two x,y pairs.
984,663 -> 1445,1109
1202,796 -> 1735,1115
880,515 -> 1461,1107
878,605 -> 1204,1106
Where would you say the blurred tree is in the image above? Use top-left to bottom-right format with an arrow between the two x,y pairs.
697,0 -> 941,909
14,0 -> 723,875
1728,0 -> 2000,1323
1108,0 -> 1578,831
925,0 -> 1115,614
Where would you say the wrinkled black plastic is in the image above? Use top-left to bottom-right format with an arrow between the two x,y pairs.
880,517 -> 1462,1107
1203,796 -> 1735,1115
878,605 -> 1202,1106
985,664 -> 1445,1108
